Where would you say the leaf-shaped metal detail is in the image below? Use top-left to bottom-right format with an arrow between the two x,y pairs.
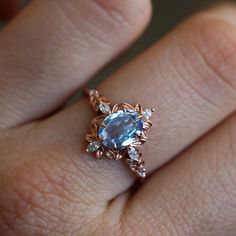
135,104 -> 143,114
121,103 -> 134,111
90,115 -> 106,135
85,134 -> 97,142
115,153 -> 123,160
143,120 -> 153,129
95,150 -> 103,159
132,139 -> 143,147
111,104 -> 120,113
140,130 -> 147,142
105,149 -> 116,159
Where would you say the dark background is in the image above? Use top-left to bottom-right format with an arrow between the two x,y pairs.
21,0 -> 225,85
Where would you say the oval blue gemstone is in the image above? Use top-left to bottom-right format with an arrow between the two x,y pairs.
98,111 -> 143,149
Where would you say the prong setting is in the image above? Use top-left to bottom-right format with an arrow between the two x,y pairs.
85,90 -> 154,178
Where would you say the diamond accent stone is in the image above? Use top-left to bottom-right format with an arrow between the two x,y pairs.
128,147 -> 139,161
99,103 -> 111,114
138,168 -> 146,178
86,141 -> 100,152
98,110 -> 143,149
135,130 -> 142,136
143,109 -> 153,120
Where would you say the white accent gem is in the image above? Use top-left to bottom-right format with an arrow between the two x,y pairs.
143,109 -> 153,120
138,168 -> 146,178
86,141 -> 100,152
136,130 -> 142,136
128,147 -> 139,161
99,103 -> 111,114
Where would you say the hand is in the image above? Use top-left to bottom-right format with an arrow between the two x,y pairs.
1,1 -> 236,235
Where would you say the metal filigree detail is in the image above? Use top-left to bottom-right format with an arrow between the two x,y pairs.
84,89 -> 154,178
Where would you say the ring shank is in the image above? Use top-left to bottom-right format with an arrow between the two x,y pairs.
84,89 -> 111,113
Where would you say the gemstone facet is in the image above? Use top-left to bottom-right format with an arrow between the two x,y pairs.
98,111 -> 143,149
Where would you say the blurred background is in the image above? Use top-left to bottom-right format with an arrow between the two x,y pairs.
0,0 -> 227,85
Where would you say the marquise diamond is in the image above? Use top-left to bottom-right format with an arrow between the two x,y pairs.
143,109 -> 153,120
128,147 -> 139,161
99,103 -> 111,114
86,141 -> 100,152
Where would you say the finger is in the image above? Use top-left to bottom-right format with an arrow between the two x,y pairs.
46,4 -> 236,200
123,114 -> 236,235
0,0 -> 151,128
1,4 -> 236,236
0,0 -> 20,22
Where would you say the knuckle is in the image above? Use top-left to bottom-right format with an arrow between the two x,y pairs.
0,148 -> 99,235
0,162 -> 69,235
193,115 -> 236,233
175,13 -> 236,107
216,116 -> 236,197
92,0 -> 151,27
56,0 -> 151,41
121,202 -> 183,236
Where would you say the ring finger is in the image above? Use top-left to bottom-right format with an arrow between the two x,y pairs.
39,4 -> 236,200
124,110 -> 236,235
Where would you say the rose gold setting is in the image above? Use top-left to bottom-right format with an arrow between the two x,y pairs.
84,89 -> 154,178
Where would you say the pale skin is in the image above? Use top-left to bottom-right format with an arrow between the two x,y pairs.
1,0 -> 236,235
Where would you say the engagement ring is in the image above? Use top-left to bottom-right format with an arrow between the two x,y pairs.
85,89 -> 154,178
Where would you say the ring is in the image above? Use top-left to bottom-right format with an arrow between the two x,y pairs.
84,89 -> 155,178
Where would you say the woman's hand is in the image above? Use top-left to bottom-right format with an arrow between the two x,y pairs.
1,1 -> 236,235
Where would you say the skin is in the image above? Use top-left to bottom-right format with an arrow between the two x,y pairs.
0,0 -> 236,235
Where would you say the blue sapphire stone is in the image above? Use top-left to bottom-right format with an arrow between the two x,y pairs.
98,111 -> 143,149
